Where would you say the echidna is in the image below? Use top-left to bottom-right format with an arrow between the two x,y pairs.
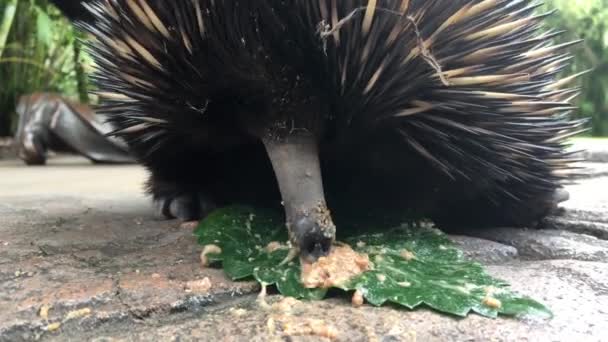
51,0 -> 586,261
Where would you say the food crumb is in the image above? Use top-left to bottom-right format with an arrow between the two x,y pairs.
309,320 -> 339,340
266,317 -> 276,332
272,297 -> 301,314
482,296 -> 502,309
39,305 -> 51,320
257,283 -> 271,310
355,256 -> 370,269
265,241 -> 285,253
46,322 -> 61,332
400,249 -> 416,261
64,308 -> 91,322
200,244 -> 222,267
364,325 -> 379,342
229,308 -> 248,317
376,274 -> 387,282
281,317 -> 339,340
352,289 -> 364,307
151,273 -> 161,279
184,277 -> 212,293
397,281 -> 412,287
356,241 -> 366,248
301,244 -> 370,289
484,286 -> 503,296
180,221 -> 200,230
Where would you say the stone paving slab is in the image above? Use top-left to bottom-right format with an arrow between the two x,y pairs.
1,155 -> 608,341
570,139 -> 608,163
0,157 -> 260,341
27,260 -> 608,342
537,176 -> 608,241
448,235 -> 518,264
465,227 -> 608,262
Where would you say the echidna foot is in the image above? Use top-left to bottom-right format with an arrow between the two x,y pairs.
155,192 -> 216,222
547,187 -> 570,216
552,187 -> 570,204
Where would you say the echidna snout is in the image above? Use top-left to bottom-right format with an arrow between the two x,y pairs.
263,134 -> 336,262
293,216 -> 334,262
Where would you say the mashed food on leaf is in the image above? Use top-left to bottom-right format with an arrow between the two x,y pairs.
301,245 -> 370,289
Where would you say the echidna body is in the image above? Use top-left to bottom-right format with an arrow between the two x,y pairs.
53,0 -> 585,261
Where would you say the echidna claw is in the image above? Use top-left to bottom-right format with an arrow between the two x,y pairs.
155,192 -> 216,223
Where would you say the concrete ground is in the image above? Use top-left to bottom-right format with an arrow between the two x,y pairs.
1,154 -> 608,341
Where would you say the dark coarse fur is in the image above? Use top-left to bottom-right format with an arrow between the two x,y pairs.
63,0 -> 584,232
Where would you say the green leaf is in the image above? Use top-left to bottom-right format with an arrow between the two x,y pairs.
196,206 -> 326,299
35,7 -> 52,47
195,206 -> 552,319
0,0 -> 18,60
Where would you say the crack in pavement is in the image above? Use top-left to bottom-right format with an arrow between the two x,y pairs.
554,265 -> 608,296
112,274 -> 154,324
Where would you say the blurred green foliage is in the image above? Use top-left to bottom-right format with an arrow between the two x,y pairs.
544,0 -> 608,136
0,1 -> 606,136
0,0 -> 91,136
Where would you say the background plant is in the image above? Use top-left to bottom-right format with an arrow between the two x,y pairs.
0,0 -> 90,137
544,0 -> 608,136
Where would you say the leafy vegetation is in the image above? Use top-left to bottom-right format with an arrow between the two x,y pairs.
195,206 -> 553,319
544,0 -> 608,136
0,0 -> 91,136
